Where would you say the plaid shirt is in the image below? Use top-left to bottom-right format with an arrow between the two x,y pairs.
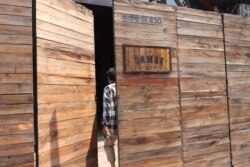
102,83 -> 117,132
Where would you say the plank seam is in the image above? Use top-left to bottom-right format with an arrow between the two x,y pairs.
32,0 -> 39,166
222,14 -> 233,167
175,7 -> 184,167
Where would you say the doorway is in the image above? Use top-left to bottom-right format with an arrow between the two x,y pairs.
77,3 -> 117,167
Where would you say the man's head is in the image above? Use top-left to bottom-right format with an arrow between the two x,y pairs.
106,67 -> 116,84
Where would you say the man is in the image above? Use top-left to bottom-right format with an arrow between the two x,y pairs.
102,67 -> 117,167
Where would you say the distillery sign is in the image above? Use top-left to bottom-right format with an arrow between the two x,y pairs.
124,45 -> 171,74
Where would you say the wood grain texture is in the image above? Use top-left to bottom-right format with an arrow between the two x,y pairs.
176,7 -> 231,167
0,0 -> 34,166
224,14 -> 250,167
114,1 -> 182,166
1,0 -> 249,166
36,0 -> 97,166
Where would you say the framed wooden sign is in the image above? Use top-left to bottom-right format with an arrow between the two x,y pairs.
123,45 -> 171,74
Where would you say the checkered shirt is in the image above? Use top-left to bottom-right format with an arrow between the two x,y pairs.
102,83 -> 117,131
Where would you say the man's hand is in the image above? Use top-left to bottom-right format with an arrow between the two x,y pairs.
102,126 -> 109,136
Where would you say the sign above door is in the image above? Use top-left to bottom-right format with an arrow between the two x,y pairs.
123,45 -> 171,74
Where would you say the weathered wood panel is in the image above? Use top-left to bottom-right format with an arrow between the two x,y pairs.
0,0 -> 34,166
224,14 -> 250,167
114,1 -> 182,166
36,0 -> 97,166
176,7 -> 231,167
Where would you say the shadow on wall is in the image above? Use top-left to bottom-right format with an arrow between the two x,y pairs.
50,112 -> 60,166
47,113 -> 98,166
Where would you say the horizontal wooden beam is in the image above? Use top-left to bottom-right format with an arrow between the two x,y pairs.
74,0 -> 112,7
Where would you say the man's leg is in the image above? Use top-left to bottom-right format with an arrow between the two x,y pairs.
104,145 -> 116,167
110,161 -> 115,167
104,130 -> 117,167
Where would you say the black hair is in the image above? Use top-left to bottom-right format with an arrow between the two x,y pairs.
106,67 -> 116,82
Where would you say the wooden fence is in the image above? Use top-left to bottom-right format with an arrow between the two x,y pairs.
114,1 -> 250,167
0,0 -> 34,166
0,0 -> 250,166
177,7 -> 231,167
224,14 -> 250,167
0,0 -> 97,166
114,1 -> 182,167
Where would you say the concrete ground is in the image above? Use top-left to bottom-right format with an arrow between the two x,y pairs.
98,135 -> 118,167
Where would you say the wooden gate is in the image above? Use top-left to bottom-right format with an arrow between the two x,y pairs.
1,0 -> 250,166
114,1 -> 182,166
36,0 -> 97,166
114,1 -> 232,167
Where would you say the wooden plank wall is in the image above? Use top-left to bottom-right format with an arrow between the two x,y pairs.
176,7 -> 231,167
36,0 -> 97,166
114,1 -> 182,167
224,14 -> 250,167
0,0 -> 34,166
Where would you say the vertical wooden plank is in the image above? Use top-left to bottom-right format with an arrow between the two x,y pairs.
36,0 -> 97,166
224,14 -> 250,167
177,7 -> 231,167
114,1 -> 182,166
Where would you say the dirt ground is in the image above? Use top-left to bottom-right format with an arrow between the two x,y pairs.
98,135 -> 118,167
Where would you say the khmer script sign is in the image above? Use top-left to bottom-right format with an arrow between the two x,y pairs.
123,45 -> 171,73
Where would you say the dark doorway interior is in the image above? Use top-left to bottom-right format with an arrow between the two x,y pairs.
83,4 -> 115,132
